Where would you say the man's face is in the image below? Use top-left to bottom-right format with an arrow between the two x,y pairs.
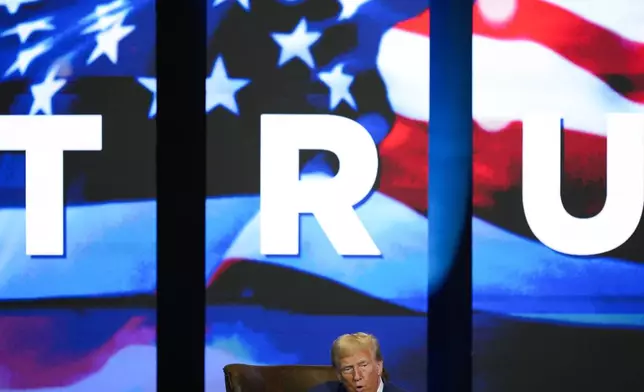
337,349 -> 383,392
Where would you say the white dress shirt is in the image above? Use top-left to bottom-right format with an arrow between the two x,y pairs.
377,377 -> 384,392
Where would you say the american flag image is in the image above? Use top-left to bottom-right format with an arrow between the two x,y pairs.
470,1 -> 644,391
350,0 -> 644,326
470,0 -> 644,327
0,0 -> 430,391
207,4 -> 431,315
0,0 -> 643,390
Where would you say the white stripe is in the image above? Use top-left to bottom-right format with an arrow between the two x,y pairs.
377,29 -> 644,134
473,36 -> 644,133
541,0 -> 644,43
376,28 -> 429,123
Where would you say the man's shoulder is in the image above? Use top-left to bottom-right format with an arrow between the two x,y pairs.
384,382 -> 408,392
308,381 -> 408,392
308,381 -> 344,392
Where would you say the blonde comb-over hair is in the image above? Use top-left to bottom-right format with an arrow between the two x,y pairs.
331,332 -> 383,368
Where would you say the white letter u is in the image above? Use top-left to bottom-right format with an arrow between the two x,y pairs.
522,114 -> 644,256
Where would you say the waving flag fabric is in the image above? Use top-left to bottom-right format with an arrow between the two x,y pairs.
0,0 -> 434,307
209,4 -> 433,313
0,0 -> 430,391
471,0 -> 644,326
1,0 -> 643,390
0,0 -> 157,300
374,0 -> 644,327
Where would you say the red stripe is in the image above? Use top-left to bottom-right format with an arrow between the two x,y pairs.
394,9 -> 430,37
377,116 -> 607,216
473,0 -> 644,103
207,258 -> 243,287
473,121 -> 607,215
378,116 -> 428,213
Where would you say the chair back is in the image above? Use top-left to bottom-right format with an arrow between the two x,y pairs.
223,364 -> 338,392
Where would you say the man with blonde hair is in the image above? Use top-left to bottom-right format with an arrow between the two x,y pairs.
309,332 -> 407,392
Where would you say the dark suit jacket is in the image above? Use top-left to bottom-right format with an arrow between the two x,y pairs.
308,381 -> 407,392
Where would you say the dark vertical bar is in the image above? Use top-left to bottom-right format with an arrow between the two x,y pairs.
156,0 -> 206,389
428,0 -> 473,392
